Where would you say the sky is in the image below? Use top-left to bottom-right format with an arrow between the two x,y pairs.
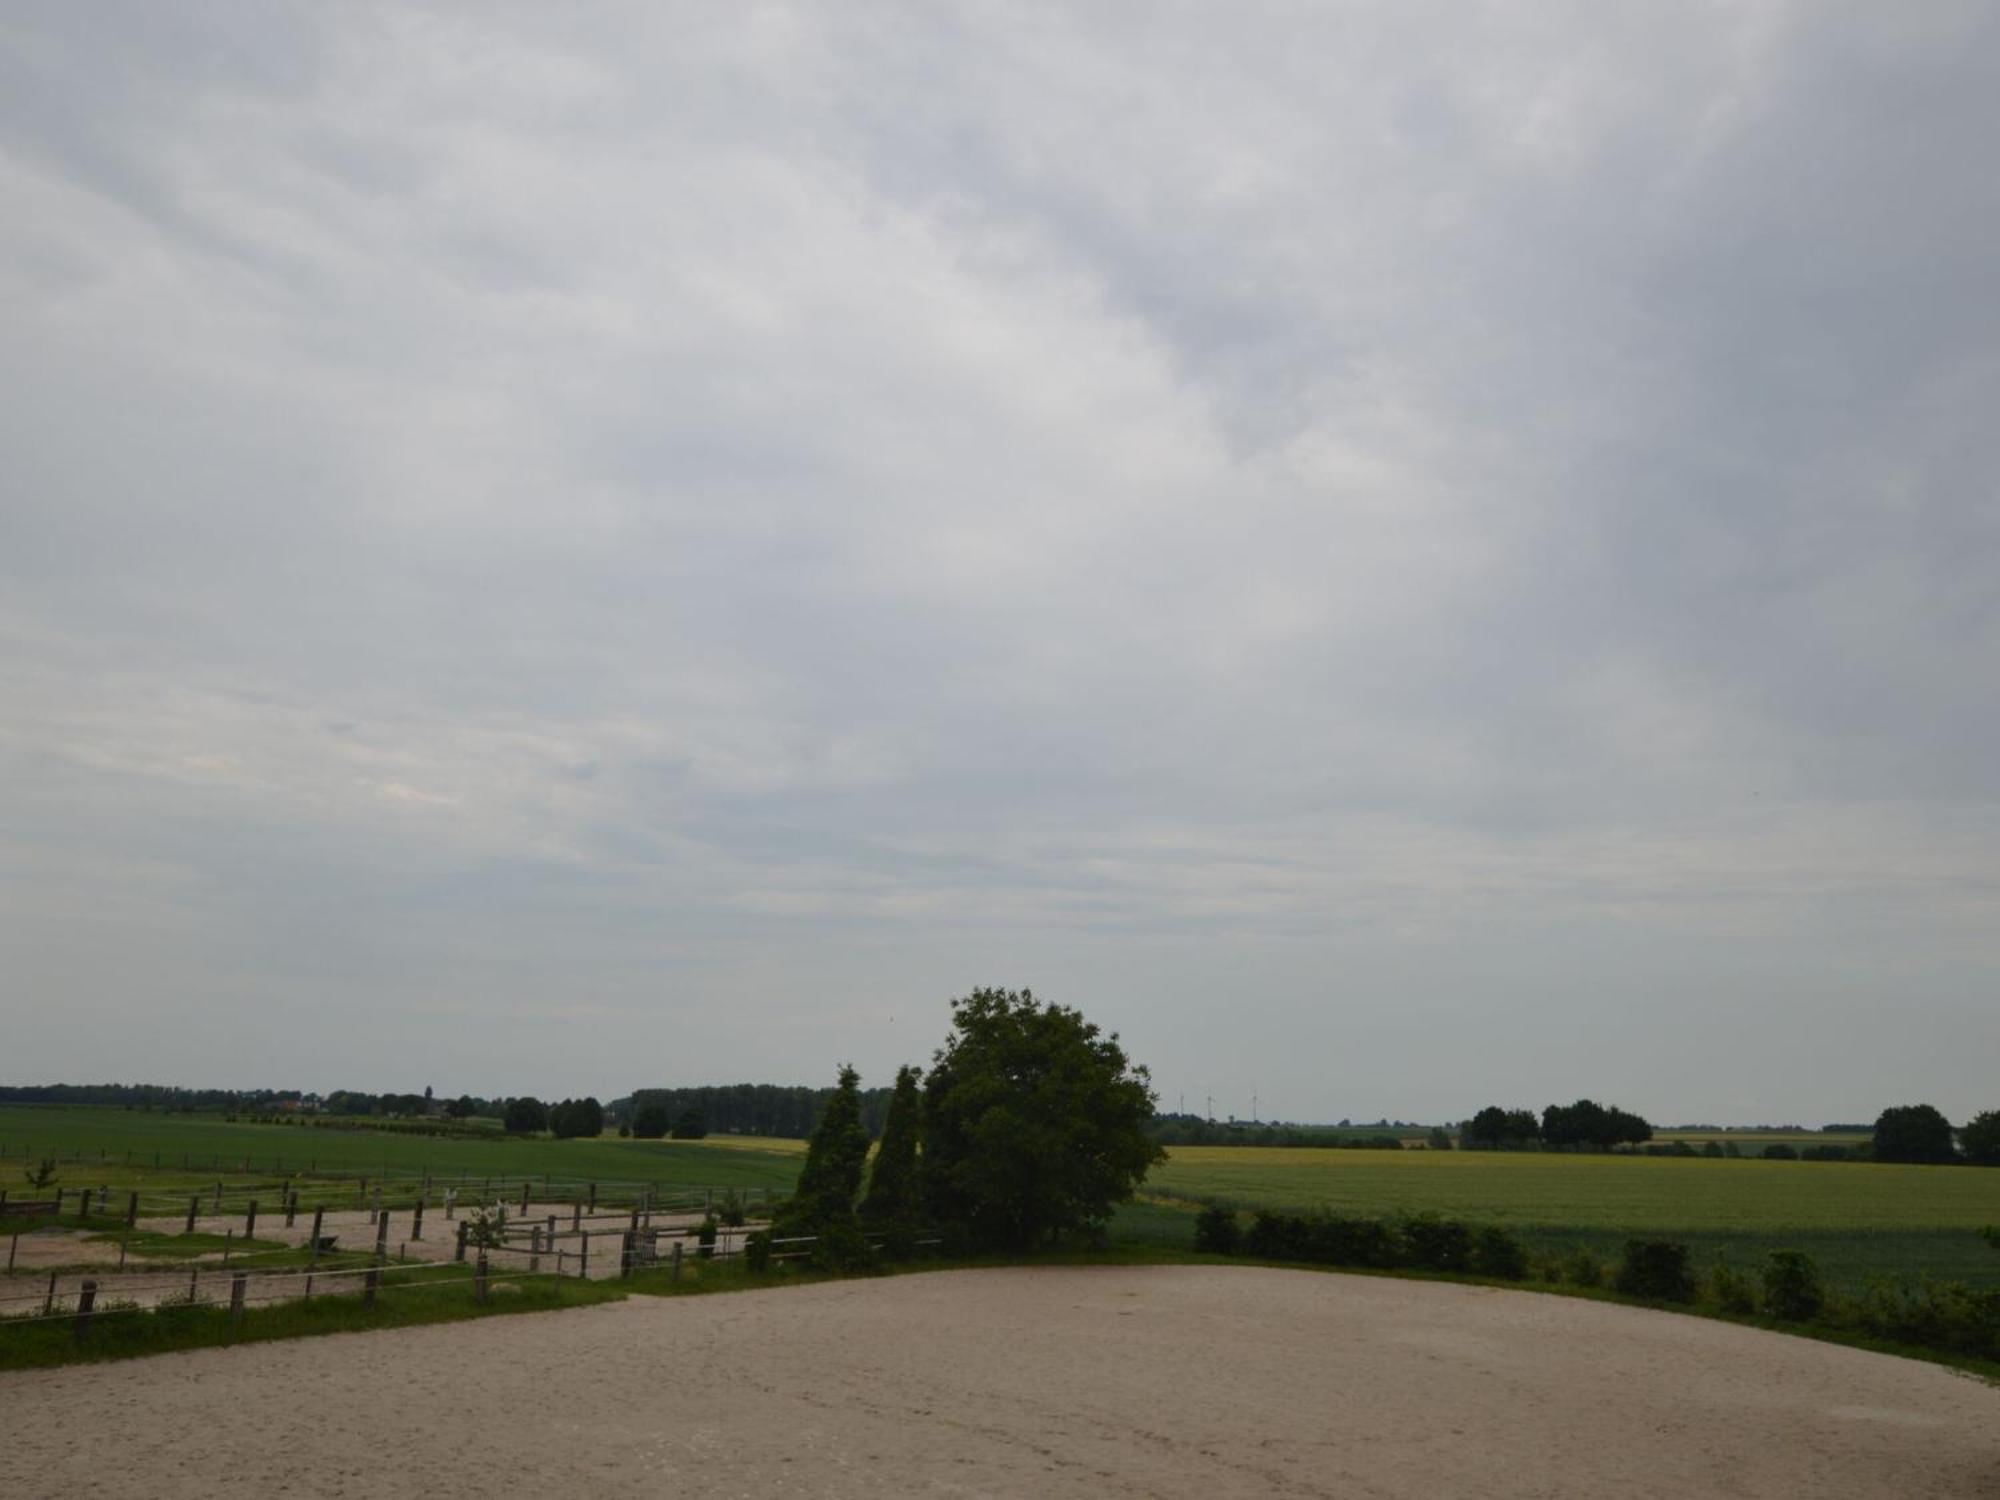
3,3 -> 1996,1126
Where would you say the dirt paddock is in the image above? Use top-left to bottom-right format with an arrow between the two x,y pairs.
3,1266 -> 1996,1497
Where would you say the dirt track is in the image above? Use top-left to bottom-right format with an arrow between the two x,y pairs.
3,1266 -> 1996,1497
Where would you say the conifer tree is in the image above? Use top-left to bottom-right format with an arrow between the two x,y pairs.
860,1064 -> 922,1251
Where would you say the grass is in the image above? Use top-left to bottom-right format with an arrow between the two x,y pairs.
0,1104 -> 807,1198
0,1263 -> 627,1371
1147,1144 -> 2000,1290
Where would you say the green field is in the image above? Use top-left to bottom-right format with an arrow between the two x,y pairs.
6,1108 -> 1996,1291
1148,1145 -> 2000,1289
0,1106 -> 805,1199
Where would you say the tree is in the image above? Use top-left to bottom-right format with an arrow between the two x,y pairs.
549,1097 -> 603,1139
1872,1104 -> 1957,1164
669,1107 -> 707,1140
629,1103 -> 671,1139
860,1064 -> 923,1238
1959,1110 -> 2000,1167
446,1095 -> 476,1119
1542,1099 -> 1652,1151
503,1096 -> 548,1135
921,987 -> 1163,1250
23,1157 -> 58,1193
776,1065 -> 872,1266
1463,1106 -> 1541,1150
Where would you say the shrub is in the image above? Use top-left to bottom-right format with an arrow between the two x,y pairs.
1615,1239 -> 1695,1302
695,1215 -> 718,1260
1304,1213 -> 1397,1268
1763,1251 -> 1823,1321
1708,1261 -> 1759,1315
1244,1209 -> 1304,1261
1194,1206 -> 1242,1254
1563,1247 -> 1605,1288
1471,1225 -> 1528,1280
1398,1213 -> 1473,1272
743,1229 -> 773,1273
1702,1141 -> 1724,1158
717,1190 -> 747,1228
1760,1143 -> 1798,1160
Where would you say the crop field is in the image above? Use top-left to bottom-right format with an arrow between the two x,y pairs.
0,1107 -> 805,1197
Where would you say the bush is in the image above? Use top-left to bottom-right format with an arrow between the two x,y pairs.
1471,1225 -> 1527,1280
744,1229 -> 773,1273
1562,1247 -> 1605,1288
1760,1143 -> 1798,1160
1615,1239 -> 1695,1302
1194,1206 -> 1242,1254
717,1190 -> 747,1228
1762,1251 -> 1824,1321
1398,1213 -> 1473,1272
1708,1261 -> 1759,1315
695,1216 -> 718,1260
1244,1209 -> 1305,1261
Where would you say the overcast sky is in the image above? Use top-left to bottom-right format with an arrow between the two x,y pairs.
3,3 -> 1996,1125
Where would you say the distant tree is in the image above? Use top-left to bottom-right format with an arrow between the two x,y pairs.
669,1107 -> 707,1140
1542,1099 -> 1651,1151
549,1098 -> 604,1139
1872,1104 -> 1957,1165
446,1095 -> 476,1119
1426,1126 -> 1454,1151
1760,1142 -> 1798,1160
503,1097 -> 548,1135
629,1104 -> 671,1139
860,1064 -> 923,1242
1463,1106 -> 1541,1150
1959,1110 -> 2000,1167
921,987 -> 1163,1250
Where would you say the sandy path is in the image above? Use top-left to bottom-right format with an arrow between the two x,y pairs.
3,1266 -> 1995,1498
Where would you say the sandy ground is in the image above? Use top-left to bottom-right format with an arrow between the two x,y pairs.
1,1203 -> 754,1311
4,1266 -> 1997,1498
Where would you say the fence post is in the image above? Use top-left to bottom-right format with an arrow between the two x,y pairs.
580,1231 -> 589,1278
455,1222 -> 468,1263
374,1210 -> 390,1263
519,1181 -> 530,1214
474,1252 -> 489,1304
186,1195 -> 198,1234
74,1279 -> 97,1339
671,1241 -> 683,1283
309,1205 -> 325,1265
7,1234 -> 16,1271
363,1266 -> 379,1309
445,1187 -> 457,1221
124,1190 -> 139,1230
76,1188 -> 87,1226
571,1201 -> 581,1232
358,1175 -> 367,1206
588,1182 -> 597,1212
530,1226 -> 542,1273
188,1265 -> 199,1303
411,1199 -> 425,1242
620,1231 -> 633,1279
285,1191 -> 298,1229
43,1271 -> 57,1316
223,1228 -> 233,1264
245,1200 -> 258,1239
229,1271 -> 247,1324
98,1185 -> 109,1213
212,1179 -> 222,1212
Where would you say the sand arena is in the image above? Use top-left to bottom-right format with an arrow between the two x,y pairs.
4,1265 -> 1996,1497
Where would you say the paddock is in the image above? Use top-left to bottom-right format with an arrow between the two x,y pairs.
3,1266 -> 1995,1497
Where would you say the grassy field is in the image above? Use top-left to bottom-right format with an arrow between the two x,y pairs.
1148,1145 -> 2000,1289
5,1108 -> 1994,1291
0,1106 -> 804,1197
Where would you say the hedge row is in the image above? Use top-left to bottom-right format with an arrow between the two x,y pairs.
1195,1209 -> 2000,1364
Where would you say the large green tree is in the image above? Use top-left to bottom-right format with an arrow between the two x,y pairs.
1954,1109 -> 1998,1167
1872,1104 -> 1958,1164
921,987 -> 1162,1250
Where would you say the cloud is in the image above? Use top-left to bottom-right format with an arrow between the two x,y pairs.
2,2 -> 1995,1119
